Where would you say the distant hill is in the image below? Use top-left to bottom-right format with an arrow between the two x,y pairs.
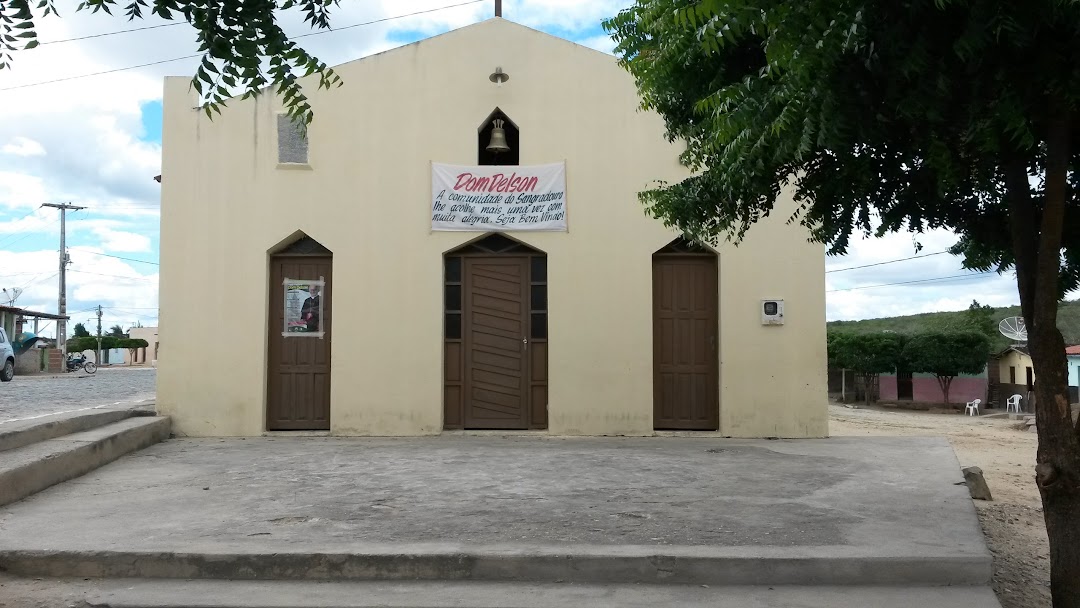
827,300 -> 1080,352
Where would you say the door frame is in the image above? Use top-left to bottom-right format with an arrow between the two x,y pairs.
896,370 -> 914,401
652,246 -> 720,430
443,234 -> 548,430
265,245 -> 333,431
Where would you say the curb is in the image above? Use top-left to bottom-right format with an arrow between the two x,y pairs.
0,546 -> 992,587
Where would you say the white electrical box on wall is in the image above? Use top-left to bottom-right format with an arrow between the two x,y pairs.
761,299 -> 785,325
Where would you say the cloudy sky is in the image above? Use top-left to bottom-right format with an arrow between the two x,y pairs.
0,0 -> 1027,339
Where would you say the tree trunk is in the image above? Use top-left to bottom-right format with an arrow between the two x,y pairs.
936,375 -> 954,405
1005,102 -> 1080,607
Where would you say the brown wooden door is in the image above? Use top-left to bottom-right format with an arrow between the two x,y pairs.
463,256 -> 529,429
653,256 -> 719,430
267,255 -> 332,430
897,370 -> 914,400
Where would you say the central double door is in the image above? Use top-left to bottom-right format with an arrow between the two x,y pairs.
445,255 -> 548,430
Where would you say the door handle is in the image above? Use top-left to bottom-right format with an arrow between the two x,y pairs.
522,337 -> 528,349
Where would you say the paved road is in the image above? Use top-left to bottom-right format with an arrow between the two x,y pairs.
0,368 -> 156,422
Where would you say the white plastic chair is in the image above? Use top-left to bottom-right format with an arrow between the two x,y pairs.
1006,394 -> 1023,413
965,399 -> 981,416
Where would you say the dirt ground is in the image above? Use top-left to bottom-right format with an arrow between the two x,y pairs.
829,403 -> 1049,608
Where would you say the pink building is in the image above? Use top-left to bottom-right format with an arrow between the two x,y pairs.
879,369 -> 988,405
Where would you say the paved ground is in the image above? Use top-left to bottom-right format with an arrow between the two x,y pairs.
0,367 -> 155,422
829,404 -> 1049,608
0,435 -> 987,559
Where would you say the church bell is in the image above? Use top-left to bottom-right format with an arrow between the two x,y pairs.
485,119 -> 511,154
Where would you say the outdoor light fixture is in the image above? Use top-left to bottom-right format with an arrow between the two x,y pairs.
489,67 -> 509,87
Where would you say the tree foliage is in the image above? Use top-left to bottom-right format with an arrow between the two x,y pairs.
961,300 -> 998,340
605,1 -> 1080,602
828,331 -> 903,404
903,331 -> 991,403
66,335 -> 121,354
828,331 -> 903,374
65,336 -> 97,354
0,0 -> 341,125
71,323 -> 90,338
604,0 -> 1080,278
927,299 -> 997,339
108,324 -> 126,338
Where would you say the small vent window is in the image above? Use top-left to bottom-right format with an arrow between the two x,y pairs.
277,114 -> 309,164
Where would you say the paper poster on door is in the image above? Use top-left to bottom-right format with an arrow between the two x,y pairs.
431,162 -> 567,231
282,278 -> 325,338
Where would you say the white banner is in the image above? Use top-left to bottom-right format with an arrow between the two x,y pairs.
431,162 -> 567,231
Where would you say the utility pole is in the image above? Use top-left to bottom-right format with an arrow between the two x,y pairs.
41,202 -> 85,357
495,0 -> 501,17
96,305 -> 103,367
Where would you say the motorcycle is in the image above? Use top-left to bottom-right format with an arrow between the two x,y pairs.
66,353 -> 97,374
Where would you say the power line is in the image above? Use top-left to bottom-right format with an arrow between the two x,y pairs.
0,54 -> 200,91
0,0 -> 486,92
825,251 -> 949,273
0,207 -> 43,232
106,308 -> 159,320
0,212 -> 57,249
91,204 -> 160,208
0,209 -> 88,251
18,271 -> 58,290
826,271 -> 997,293
40,21 -> 184,46
291,0 -> 484,40
78,251 -> 159,266
69,306 -> 103,314
69,269 -> 156,282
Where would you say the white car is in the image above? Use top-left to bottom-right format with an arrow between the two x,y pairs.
0,328 -> 14,382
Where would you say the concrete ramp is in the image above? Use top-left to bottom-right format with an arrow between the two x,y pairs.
0,436 -> 999,606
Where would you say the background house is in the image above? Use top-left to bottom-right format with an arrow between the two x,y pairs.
1,305 -> 68,373
1066,345 -> 1080,403
129,326 -> 158,366
878,368 -> 988,405
994,346 -> 1034,410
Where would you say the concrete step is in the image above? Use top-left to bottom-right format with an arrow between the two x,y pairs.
0,576 -> 1003,607
0,416 -> 170,506
0,543 -> 991,587
0,406 -> 150,452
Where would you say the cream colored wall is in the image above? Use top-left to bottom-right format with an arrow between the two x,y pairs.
129,327 -> 158,365
158,19 -> 827,438
998,350 -> 1033,384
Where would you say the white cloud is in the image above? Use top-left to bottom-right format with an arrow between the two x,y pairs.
90,228 -> 152,253
578,34 -> 616,54
0,172 -> 50,210
2,136 -> 46,157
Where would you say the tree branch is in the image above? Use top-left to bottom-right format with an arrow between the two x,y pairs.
1004,156 -> 1038,323
1038,96 -> 1070,319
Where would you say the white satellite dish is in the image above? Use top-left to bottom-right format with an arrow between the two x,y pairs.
999,316 -> 1028,343
1,287 -> 22,306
